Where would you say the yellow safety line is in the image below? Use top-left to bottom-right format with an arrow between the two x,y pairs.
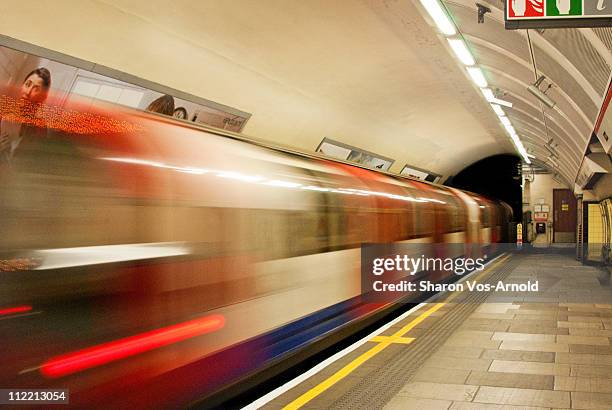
282,253 -> 512,410
389,302 -> 446,338
369,335 -> 415,344
282,341 -> 390,410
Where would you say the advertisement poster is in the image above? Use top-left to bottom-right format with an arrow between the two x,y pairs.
0,44 -> 249,135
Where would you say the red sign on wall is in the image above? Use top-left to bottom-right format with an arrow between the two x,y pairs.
508,0 -> 545,18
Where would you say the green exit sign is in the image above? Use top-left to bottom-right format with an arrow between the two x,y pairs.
506,0 -> 612,29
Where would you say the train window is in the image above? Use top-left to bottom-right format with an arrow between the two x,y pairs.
480,205 -> 491,228
443,195 -> 466,233
415,206 -> 435,237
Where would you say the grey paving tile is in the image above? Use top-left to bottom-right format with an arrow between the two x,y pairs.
462,318 -> 514,327
500,341 -> 569,353
461,319 -> 512,332
570,365 -> 612,378
481,349 -> 555,363
451,330 -> 495,338
445,338 -> 502,349
568,328 -> 612,337
397,382 -> 479,402
569,344 -> 612,355
517,304 -> 566,311
492,332 -> 556,342
511,319 -> 560,328
554,375 -> 612,393
557,335 -> 610,346
413,367 -> 471,384
507,324 -> 569,335
571,391 -> 612,409
595,304 -> 612,309
512,309 -> 565,317
490,360 -> 569,376
522,297 -> 564,304
470,313 -> 517,320
570,365 -> 612,379
476,304 -> 520,314
558,321 -> 603,329
556,353 -> 612,366
467,370 -> 554,390
564,309 -> 602,316
435,345 -> 485,359
473,386 -> 570,408
450,403 -> 548,410
514,313 -> 567,321
559,303 -> 596,309
384,396 -> 452,410
567,316 -> 604,323
421,356 -> 493,371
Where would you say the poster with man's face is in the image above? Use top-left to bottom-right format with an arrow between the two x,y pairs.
0,44 -> 249,134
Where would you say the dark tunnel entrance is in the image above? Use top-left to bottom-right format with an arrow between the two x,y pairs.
445,154 -> 522,223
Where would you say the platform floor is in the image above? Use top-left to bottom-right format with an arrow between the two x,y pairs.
260,250 -> 612,410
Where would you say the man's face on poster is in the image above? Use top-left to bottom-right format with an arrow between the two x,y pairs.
21,74 -> 48,104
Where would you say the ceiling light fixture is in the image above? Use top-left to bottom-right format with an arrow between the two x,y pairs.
481,88 -> 495,101
491,104 -> 505,117
467,67 -> 487,87
420,0 -> 456,35
447,38 -> 475,65
480,88 -> 513,108
490,97 -> 513,108
547,156 -> 559,168
527,75 -> 556,109
418,0 -> 528,165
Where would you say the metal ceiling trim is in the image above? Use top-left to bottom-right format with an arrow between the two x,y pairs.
528,31 -> 601,106
484,65 -> 591,140
577,28 -> 612,69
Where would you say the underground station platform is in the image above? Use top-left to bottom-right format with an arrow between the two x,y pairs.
252,249 -> 612,410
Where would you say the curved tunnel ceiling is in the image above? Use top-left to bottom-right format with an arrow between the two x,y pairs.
0,1 -> 609,186
441,0 -> 612,185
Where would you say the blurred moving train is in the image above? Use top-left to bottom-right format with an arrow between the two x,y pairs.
0,92 -> 512,408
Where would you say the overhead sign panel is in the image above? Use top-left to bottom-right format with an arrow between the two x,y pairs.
506,0 -> 612,29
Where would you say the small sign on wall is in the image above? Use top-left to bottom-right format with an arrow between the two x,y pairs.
316,138 -> 394,171
534,212 -> 548,221
400,165 -> 441,183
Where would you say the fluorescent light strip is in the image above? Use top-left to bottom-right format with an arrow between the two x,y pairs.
481,88 -> 495,102
491,104 -> 505,117
447,38 -> 475,66
420,0 -> 456,35
479,89 -> 513,108
467,67 -> 487,88
490,97 -> 513,108
417,1 -> 528,164
500,117 -> 531,164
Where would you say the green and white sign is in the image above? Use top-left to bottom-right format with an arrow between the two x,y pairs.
546,0 -> 582,16
506,0 -> 612,28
